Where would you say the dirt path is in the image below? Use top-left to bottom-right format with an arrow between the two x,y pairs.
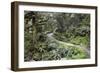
47,33 -> 90,55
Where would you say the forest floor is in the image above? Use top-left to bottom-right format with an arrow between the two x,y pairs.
47,33 -> 90,57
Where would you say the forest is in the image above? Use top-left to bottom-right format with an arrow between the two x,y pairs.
24,11 -> 90,61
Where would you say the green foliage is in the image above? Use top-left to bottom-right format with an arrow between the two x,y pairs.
24,11 -> 90,61
65,46 -> 87,59
70,36 -> 89,47
24,32 -> 33,61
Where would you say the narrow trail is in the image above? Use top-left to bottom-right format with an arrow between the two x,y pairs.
47,33 -> 90,55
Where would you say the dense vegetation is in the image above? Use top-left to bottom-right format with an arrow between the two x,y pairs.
24,11 -> 90,61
